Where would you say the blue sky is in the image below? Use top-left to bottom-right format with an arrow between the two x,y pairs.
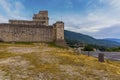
0,0 -> 120,39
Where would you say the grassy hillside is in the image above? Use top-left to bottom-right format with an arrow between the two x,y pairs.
0,43 -> 120,80
65,30 -> 120,47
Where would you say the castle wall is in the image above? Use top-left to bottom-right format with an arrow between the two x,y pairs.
9,20 -> 43,25
0,11 -> 65,43
0,24 -> 54,42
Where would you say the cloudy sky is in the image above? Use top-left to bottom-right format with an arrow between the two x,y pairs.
0,0 -> 120,39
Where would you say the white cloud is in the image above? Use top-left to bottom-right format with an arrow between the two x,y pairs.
65,0 -> 73,8
0,0 -> 11,13
48,0 -> 120,39
0,0 -> 27,23
90,25 -> 120,39
63,12 -> 120,33
60,0 -> 120,38
0,15 -> 8,23
107,0 -> 120,8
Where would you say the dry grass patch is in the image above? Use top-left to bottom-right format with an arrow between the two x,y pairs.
0,43 -> 120,80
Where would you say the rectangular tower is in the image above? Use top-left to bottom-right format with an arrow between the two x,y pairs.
54,21 -> 67,47
33,11 -> 49,26
54,21 -> 64,40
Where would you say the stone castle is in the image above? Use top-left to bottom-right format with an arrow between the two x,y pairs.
0,11 -> 65,43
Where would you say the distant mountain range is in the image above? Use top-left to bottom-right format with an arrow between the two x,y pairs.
64,30 -> 120,48
104,38 -> 120,43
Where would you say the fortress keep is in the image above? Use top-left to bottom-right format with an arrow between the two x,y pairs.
0,11 -> 65,43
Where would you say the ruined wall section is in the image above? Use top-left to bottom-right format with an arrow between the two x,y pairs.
33,11 -> 49,26
0,24 -> 54,42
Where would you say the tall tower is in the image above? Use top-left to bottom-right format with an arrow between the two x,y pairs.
54,21 -> 64,41
33,11 -> 49,26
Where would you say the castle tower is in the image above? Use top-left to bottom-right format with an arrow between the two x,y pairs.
54,21 -> 67,47
33,11 -> 49,26
54,21 -> 64,41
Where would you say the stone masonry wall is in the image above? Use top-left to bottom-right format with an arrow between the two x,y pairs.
0,24 -> 54,42
9,20 -> 44,25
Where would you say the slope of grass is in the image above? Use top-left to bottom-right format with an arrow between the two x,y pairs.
0,43 -> 120,80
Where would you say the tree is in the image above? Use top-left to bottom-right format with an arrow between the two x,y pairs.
83,45 -> 94,51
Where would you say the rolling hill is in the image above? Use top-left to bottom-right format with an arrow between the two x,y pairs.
104,38 -> 120,43
64,30 -> 120,47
